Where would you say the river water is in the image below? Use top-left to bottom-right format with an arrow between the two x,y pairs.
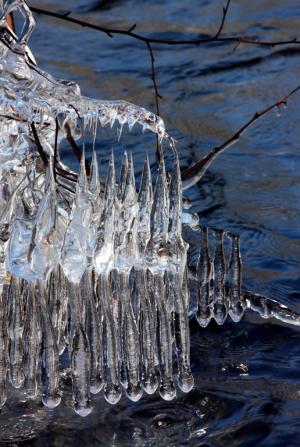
1,0 -> 300,445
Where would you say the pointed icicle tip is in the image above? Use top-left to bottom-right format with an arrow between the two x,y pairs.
77,145 -> 87,193
125,152 -> 136,194
150,150 -> 169,238
117,123 -> 124,142
138,154 -> 152,203
118,151 -> 128,201
89,149 -> 100,197
104,151 -> 116,201
46,156 -> 56,193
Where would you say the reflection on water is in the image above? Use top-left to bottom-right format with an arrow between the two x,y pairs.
1,0 -> 300,445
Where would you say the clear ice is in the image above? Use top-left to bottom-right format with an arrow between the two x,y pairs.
0,0 -> 299,416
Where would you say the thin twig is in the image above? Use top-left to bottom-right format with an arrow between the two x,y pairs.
30,122 -> 48,168
6,13 -> 15,33
214,0 -> 231,39
146,41 -> 161,114
146,41 -> 162,160
55,166 -> 78,181
64,123 -> 90,176
181,85 -> 300,189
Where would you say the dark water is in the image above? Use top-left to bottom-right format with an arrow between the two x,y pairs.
1,0 -> 300,445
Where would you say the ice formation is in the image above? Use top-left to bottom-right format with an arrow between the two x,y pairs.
0,0 -> 299,416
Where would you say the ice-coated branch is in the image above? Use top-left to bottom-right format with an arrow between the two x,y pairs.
188,225 -> 300,329
243,290 -> 300,326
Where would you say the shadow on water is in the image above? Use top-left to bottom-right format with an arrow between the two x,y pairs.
1,0 -> 300,445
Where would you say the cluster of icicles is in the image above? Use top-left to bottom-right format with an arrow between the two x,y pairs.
0,147 -> 247,416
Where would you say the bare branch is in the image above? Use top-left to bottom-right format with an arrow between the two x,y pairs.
64,123 -> 90,176
146,41 -> 162,159
181,85 -> 300,190
6,12 -> 15,33
146,41 -> 162,114
30,122 -> 48,168
28,3 -> 300,48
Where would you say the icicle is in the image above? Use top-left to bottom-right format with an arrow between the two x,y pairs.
117,151 -> 128,202
116,153 -> 138,265
167,155 -> 193,392
48,266 -> 68,355
89,149 -> 100,199
212,229 -> 228,325
82,270 -> 104,395
8,276 -> 24,389
61,149 -> 92,284
94,152 -> 116,275
23,281 -> 41,398
196,227 -> 213,327
38,281 -> 61,409
118,272 -> 142,402
154,273 -> 176,401
71,324 -> 93,416
171,271 -> 193,393
133,268 -> 158,394
227,233 -> 244,322
150,155 -> 169,245
100,274 -> 122,405
146,154 -> 169,272
137,155 -> 152,254
29,158 -> 58,280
